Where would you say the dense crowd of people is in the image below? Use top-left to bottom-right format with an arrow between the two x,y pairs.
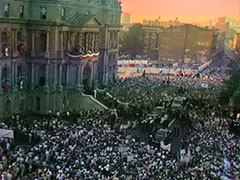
0,111 -> 239,179
0,76 -> 239,179
102,76 -> 221,122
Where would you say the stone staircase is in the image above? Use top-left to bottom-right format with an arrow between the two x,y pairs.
67,91 -> 109,111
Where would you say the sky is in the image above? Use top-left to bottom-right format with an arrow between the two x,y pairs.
121,0 -> 240,23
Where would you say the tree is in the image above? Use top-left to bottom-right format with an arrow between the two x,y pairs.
219,49 -> 240,106
232,90 -> 240,113
219,66 -> 240,104
121,24 -> 144,58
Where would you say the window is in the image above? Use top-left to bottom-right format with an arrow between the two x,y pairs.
4,99 -> 11,115
20,99 -> 25,111
4,4 -> 10,17
40,7 -> 47,20
61,8 -> 65,21
39,32 -> 47,52
20,5 -> 24,18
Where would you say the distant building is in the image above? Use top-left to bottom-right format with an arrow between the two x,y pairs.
0,0 -> 121,118
194,17 -> 240,29
143,17 -> 182,28
142,24 -> 215,64
122,13 -> 131,25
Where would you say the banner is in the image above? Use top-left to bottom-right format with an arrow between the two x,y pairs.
0,129 -> 14,139
160,141 -> 171,152
119,146 -> 127,153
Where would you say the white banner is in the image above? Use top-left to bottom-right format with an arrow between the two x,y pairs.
160,141 -> 171,152
0,129 -> 14,139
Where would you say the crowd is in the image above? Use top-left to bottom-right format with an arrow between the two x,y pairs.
102,76 -> 220,122
0,111 -> 239,179
0,76 -> 239,179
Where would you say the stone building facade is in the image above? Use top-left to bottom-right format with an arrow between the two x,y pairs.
142,24 -> 215,65
0,0 -> 121,118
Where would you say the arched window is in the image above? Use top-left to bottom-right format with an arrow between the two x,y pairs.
62,64 -> 67,85
1,32 -> 8,44
4,4 -> 10,17
39,32 -> 47,53
1,32 -> 9,56
2,67 -> 9,84
17,65 -> 23,79
38,65 -> 45,86
4,99 -> 11,115
2,67 -> 10,92
40,7 -> 47,20
73,33 -> 79,53
17,32 -> 25,56
17,66 -> 24,90
17,32 -> 23,43
19,98 -> 25,111
82,64 -> 91,90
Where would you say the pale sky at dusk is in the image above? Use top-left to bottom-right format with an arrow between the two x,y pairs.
121,0 -> 240,23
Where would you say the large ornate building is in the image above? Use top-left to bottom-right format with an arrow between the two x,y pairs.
0,0 -> 121,118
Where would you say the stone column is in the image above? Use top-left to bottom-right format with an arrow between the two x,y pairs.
54,29 -> 59,58
60,31 -> 64,59
44,64 -> 49,91
58,64 -> 63,91
116,31 -> 120,49
31,30 -> 35,57
14,62 -> 18,90
88,32 -> 92,52
91,33 -> 95,52
45,31 -> 50,59
10,62 -> 14,90
10,29 -> 15,57
0,32 -> 2,58
13,29 -> 18,56
92,33 -> 96,52
53,65 -> 57,91
85,32 -> 89,52
31,63 -> 35,89
78,33 -> 83,53
91,62 -> 95,87
67,31 -> 71,52
0,67 -> 2,93
76,64 -> 82,91
66,63 -> 70,86
95,33 -> 99,52
80,64 -> 84,84
89,64 -> 93,88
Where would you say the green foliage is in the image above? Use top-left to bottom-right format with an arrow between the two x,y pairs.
219,66 -> 240,105
232,91 -> 240,110
219,48 -> 240,106
121,24 -> 144,58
